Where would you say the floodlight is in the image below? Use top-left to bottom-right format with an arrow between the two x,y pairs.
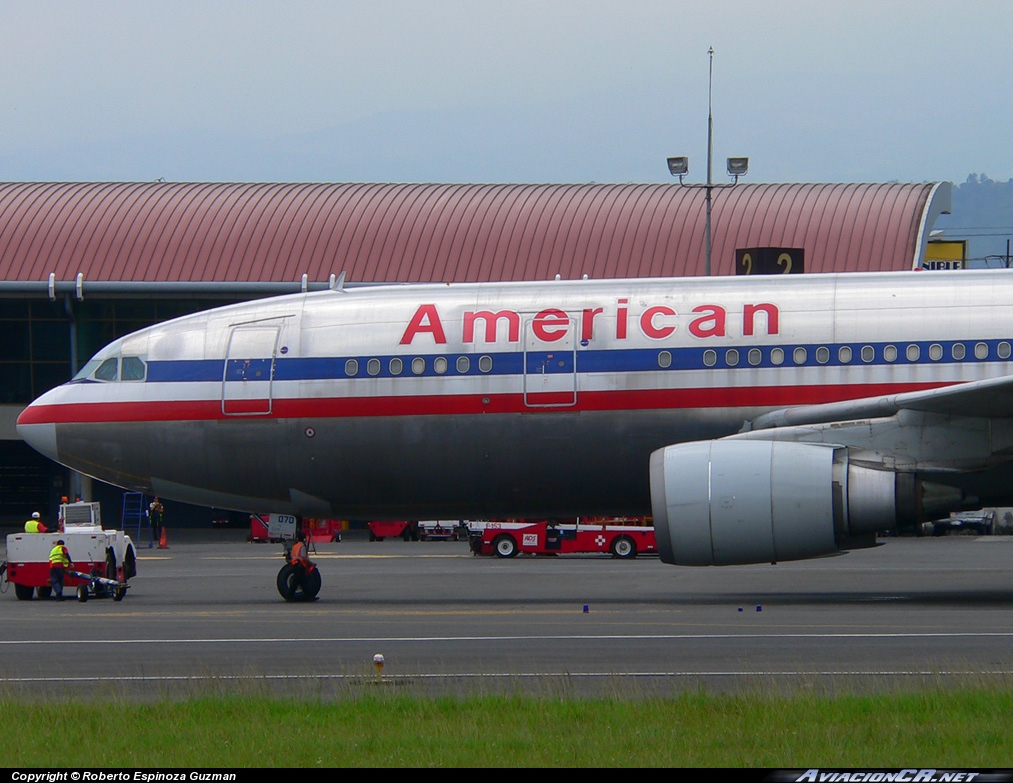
667,157 -> 689,177
726,157 -> 749,177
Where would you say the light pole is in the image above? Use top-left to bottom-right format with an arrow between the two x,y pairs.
667,47 -> 748,276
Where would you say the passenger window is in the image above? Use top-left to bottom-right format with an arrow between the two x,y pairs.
389,358 -> 403,375
702,350 -> 717,367
121,356 -> 146,381
95,358 -> 118,382
657,351 -> 672,369
883,345 -> 897,362
344,359 -> 358,377
975,342 -> 989,360
457,356 -> 471,373
815,347 -> 830,364
838,346 -> 852,363
929,344 -> 943,361
861,345 -> 874,363
367,358 -> 381,376
999,342 -> 1011,360
952,343 -> 966,360
793,347 -> 807,365
412,357 -> 426,375
725,349 -> 739,367
479,356 -> 493,373
747,348 -> 761,366
906,344 -> 920,362
434,357 -> 448,374
770,348 -> 784,366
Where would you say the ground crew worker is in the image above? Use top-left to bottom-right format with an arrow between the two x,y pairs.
148,497 -> 165,539
288,530 -> 314,593
24,511 -> 47,533
48,539 -> 73,601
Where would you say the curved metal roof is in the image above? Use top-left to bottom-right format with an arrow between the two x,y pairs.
0,181 -> 949,285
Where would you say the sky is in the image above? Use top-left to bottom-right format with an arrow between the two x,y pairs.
0,1 -> 1010,185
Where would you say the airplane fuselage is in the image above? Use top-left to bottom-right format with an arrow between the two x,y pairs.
17,271 -> 1013,521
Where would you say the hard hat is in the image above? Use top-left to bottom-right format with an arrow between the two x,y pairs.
31,512 -> 40,519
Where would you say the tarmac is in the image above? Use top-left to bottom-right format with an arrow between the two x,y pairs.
2,528 -> 1013,699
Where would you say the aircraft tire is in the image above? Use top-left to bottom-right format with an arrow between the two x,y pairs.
277,564 -> 322,602
302,568 -> 322,600
610,535 -> 637,559
493,535 -> 518,558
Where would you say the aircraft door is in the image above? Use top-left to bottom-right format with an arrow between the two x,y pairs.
222,324 -> 280,415
522,316 -> 577,408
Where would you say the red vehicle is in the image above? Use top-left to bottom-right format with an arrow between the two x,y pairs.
472,518 -> 656,559
367,521 -> 419,541
4,502 -> 136,600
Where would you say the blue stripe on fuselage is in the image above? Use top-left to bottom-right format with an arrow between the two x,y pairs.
137,339 -> 1012,383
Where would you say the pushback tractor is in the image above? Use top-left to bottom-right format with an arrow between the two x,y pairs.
2,502 -> 136,601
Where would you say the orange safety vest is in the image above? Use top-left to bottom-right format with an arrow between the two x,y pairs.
289,540 -> 309,567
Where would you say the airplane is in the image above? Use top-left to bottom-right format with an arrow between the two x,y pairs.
16,269 -> 1013,570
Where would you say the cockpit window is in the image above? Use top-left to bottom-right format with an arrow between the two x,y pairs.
94,358 -> 119,382
121,356 -> 146,381
73,359 -> 101,381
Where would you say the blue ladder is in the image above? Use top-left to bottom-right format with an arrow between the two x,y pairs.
121,492 -> 152,548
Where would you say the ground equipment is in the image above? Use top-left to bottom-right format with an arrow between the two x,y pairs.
3,502 -> 136,600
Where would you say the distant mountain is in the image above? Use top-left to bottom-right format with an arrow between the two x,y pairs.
935,174 -> 1013,267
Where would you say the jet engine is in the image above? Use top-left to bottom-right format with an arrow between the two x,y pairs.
649,440 -> 961,566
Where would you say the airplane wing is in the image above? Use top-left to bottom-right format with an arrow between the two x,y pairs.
745,373 -> 1013,432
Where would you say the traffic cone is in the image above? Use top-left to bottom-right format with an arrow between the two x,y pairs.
158,527 -> 169,549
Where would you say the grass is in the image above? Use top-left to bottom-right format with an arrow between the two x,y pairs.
3,685 -> 1012,767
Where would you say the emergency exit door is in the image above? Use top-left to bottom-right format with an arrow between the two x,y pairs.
522,316 -> 577,408
222,324 -> 280,415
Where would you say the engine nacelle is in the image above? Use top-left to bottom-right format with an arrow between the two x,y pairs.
649,440 -> 957,566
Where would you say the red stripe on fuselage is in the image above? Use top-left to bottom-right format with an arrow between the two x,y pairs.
17,383 -> 950,426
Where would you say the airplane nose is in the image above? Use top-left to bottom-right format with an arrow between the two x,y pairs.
17,410 -> 60,463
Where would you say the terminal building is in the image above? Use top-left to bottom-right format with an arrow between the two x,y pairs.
0,180 -> 953,524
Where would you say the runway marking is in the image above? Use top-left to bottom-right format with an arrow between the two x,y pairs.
3,631 -> 1013,645
194,554 -> 471,561
2,670 -> 1013,685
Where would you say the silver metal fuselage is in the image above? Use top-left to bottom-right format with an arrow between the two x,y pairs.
17,271 -> 1013,518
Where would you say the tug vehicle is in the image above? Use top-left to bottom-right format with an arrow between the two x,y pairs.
3,502 -> 136,601
471,518 -> 656,559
